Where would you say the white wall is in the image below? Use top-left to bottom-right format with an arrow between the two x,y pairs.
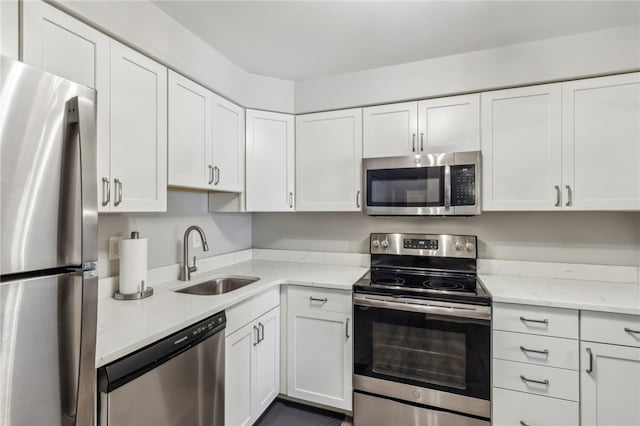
295,25 -> 640,113
252,212 -> 640,267
56,0 -> 295,113
98,190 -> 251,278
0,0 -> 19,59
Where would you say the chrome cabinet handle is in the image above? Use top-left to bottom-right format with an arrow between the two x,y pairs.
565,185 -> 572,206
356,190 -> 361,208
586,347 -> 593,373
520,375 -> 549,386
412,133 -> 416,152
289,192 -> 293,208
208,165 -> 214,184
258,322 -> 264,343
420,133 -> 424,151
102,177 -> 110,206
114,178 -> 122,206
520,316 -> 548,325
554,185 -> 561,207
310,297 -> 328,303
520,421 -> 531,426
345,318 -> 350,339
520,346 -> 549,356
213,166 -> 220,185
625,327 -> 640,334
253,325 -> 260,346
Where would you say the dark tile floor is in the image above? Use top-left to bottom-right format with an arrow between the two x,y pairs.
255,399 -> 347,426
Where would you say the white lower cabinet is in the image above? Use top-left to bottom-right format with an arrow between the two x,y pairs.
286,286 -> 353,411
225,305 -> 280,426
493,387 -> 578,426
580,311 -> 640,426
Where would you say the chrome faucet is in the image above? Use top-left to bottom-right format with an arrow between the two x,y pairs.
181,225 -> 210,281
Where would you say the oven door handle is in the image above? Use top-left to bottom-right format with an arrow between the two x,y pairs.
353,294 -> 491,320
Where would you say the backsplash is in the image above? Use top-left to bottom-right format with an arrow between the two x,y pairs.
97,190 -> 251,278
252,211 -> 640,267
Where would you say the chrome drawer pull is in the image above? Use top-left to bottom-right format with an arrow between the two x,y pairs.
520,346 -> 549,356
520,422 -> 531,426
345,318 -> 350,339
253,325 -> 260,346
624,327 -> 640,334
586,347 -> 593,373
310,297 -> 328,303
520,316 -> 548,325
520,375 -> 549,386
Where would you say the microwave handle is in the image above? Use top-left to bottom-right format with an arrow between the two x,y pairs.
444,165 -> 451,211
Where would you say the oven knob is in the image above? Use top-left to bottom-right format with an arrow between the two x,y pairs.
381,239 -> 389,248
454,241 -> 463,251
465,242 -> 475,252
372,239 -> 380,248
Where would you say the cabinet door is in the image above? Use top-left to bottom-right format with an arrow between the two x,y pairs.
225,322 -> 256,426
417,94 -> 480,153
245,110 -> 295,211
168,71 -> 213,190
482,84 -> 562,211
23,1 -> 111,211
363,101 -> 417,158
296,109 -> 363,211
562,73 -> 640,210
254,307 -> 280,419
581,342 -> 640,426
211,94 -> 245,192
109,41 -> 167,212
287,309 -> 352,410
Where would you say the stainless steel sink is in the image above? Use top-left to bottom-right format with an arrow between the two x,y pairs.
174,276 -> 259,296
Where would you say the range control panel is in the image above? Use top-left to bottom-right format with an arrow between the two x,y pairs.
371,233 -> 477,258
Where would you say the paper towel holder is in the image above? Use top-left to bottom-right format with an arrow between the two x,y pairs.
114,231 -> 154,300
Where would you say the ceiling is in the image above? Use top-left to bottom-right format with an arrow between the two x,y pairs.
153,1 -> 640,82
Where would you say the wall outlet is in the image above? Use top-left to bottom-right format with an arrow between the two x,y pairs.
192,232 -> 202,249
109,236 -> 123,260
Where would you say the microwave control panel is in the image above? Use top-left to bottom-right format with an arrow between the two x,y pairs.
451,165 -> 476,206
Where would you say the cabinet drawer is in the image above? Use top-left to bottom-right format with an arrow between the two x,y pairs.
493,303 -> 578,339
226,287 -> 279,336
288,285 -> 351,314
493,387 -> 578,426
493,330 -> 579,370
581,310 -> 640,347
493,359 -> 579,401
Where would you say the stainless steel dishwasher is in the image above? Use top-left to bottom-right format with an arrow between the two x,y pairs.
97,311 -> 225,426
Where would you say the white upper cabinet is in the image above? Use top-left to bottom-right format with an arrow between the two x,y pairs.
22,0 -> 111,211
168,71 -> 213,190
482,84 -> 562,211
211,94 -> 245,193
417,94 -> 480,153
296,109 -> 363,211
562,73 -> 640,210
363,95 -> 479,158
363,102 -> 417,158
245,110 -> 295,211
109,41 -> 167,212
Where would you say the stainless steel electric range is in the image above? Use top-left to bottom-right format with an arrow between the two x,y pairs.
352,233 -> 491,426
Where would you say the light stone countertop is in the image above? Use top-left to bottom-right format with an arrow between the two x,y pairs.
96,259 -> 368,367
480,274 -> 640,315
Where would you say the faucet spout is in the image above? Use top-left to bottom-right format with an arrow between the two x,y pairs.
181,225 -> 209,281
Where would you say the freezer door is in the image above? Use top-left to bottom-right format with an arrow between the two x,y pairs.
0,270 -> 98,426
0,56 -> 97,275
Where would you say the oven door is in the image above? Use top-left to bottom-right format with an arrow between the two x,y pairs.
353,294 -> 491,418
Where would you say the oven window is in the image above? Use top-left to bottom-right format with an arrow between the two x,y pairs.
354,304 -> 490,401
367,167 -> 444,207
372,323 -> 466,389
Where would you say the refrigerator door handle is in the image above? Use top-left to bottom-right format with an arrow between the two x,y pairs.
64,97 -> 98,266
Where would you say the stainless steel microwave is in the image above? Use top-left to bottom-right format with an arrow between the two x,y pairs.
362,151 -> 481,216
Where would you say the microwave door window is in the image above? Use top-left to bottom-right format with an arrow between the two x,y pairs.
368,167 -> 444,207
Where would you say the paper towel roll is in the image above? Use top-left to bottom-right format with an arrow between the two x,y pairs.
119,236 -> 148,295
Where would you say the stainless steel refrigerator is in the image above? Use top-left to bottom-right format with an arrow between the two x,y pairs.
0,56 -> 98,426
